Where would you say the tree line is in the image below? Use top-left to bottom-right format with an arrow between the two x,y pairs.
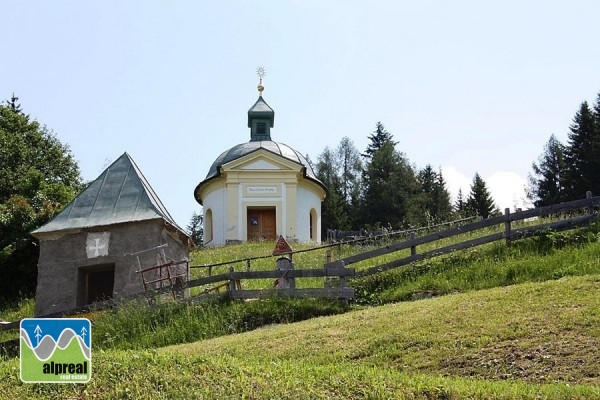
315,90 -> 600,236
312,122 -> 499,236
2,91 -> 600,301
527,92 -> 600,206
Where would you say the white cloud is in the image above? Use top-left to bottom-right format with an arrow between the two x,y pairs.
441,166 -> 471,200
487,171 -> 529,211
441,167 -> 530,212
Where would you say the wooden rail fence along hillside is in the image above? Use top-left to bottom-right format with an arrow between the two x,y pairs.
325,192 -> 600,278
1,192 -> 598,334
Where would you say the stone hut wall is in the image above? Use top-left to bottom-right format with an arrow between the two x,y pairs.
34,219 -> 189,316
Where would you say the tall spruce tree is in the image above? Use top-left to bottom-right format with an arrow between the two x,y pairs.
454,188 -> 467,217
415,164 -> 452,225
593,92 -> 600,129
433,167 -> 453,221
527,134 -> 567,207
187,211 -> 203,246
564,101 -> 599,199
362,122 -> 397,159
362,138 -> 419,228
465,173 -> 499,218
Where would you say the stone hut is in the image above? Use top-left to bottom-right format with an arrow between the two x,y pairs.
194,83 -> 327,246
31,152 -> 193,316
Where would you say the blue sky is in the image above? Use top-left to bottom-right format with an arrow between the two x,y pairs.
2,1 -> 600,228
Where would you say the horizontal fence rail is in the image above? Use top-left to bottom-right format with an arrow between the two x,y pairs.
2,193 -> 598,334
0,267 -> 355,332
185,267 -> 355,302
338,192 -> 600,278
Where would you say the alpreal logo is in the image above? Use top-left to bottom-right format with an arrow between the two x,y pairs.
20,318 -> 91,383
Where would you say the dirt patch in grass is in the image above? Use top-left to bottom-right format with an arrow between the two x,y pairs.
440,332 -> 600,385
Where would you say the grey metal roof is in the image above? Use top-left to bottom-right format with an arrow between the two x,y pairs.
205,141 -> 319,181
32,152 -> 187,236
247,96 -> 274,128
194,141 -> 326,203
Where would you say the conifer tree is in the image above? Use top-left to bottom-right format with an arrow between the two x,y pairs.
465,173 -> 499,218
454,188 -> 467,217
362,122 -> 397,159
362,140 -> 419,228
433,167 -> 453,221
564,101 -> 599,199
186,211 -> 203,246
415,165 -> 452,225
527,134 -> 567,207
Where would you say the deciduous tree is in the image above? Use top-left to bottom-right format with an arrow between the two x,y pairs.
315,147 -> 349,233
0,96 -> 82,300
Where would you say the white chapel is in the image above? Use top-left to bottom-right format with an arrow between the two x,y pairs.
194,80 -> 327,246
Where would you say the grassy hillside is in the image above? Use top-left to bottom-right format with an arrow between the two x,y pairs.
1,275 -> 598,398
1,224 -> 599,398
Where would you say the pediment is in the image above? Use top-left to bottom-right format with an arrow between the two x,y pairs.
223,149 -> 302,172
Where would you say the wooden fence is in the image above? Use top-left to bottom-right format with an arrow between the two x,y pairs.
2,193 -> 598,333
326,216 -> 478,242
186,265 -> 355,302
325,192 -> 600,277
0,264 -> 354,332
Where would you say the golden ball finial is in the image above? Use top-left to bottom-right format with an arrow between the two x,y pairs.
256,66 -> 266,96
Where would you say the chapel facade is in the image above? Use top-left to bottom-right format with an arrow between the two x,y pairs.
194,84 -> 326,245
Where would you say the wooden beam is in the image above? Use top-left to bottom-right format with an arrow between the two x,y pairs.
228,288 -> 355,300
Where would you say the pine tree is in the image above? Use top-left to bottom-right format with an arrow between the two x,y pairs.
187,211 -> 203,246
593,92 -> 600,129
465,173 -> 499,218
415,165 -> 453,225
433,168 -> 453,221
564,101 -> 599,199
527,134 -> 567,207
454,188 -> 467,217
362,141 -> 418,228
8,93 -> 22,114
362,122 -> 397,159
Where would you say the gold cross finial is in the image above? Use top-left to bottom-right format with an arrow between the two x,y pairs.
256,66 -> 266,95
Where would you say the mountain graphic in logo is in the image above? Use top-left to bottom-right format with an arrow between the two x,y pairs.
20,318 -> 91,383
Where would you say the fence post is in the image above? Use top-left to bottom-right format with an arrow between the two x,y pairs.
228,266 -> 237,293
504,208 -> 511,247
275,257 -> 295,289
325,250 -> 334,287
410,232 -> 417,256
339,266 -> 349,308
246,259 -> 251,271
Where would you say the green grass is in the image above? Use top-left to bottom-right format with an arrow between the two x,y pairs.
1,223 -> 600,398
91,296 -> 345,350
1,275 -> 598,398
353,225 -> 600,304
